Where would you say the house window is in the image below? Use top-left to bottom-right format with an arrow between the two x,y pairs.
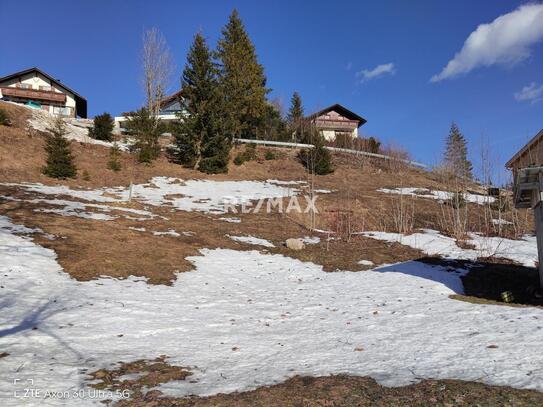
17,83 -> 33,89
39,86 -> 53,92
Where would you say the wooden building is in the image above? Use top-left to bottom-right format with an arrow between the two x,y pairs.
306,104 -> 366,141
0,67 -> 87,118
507,128 -> 543,288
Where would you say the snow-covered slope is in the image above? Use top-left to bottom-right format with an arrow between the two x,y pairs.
1,216 -> 543,406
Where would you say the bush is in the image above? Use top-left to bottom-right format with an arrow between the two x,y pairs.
0,108 -> 11,126
233,153 -> 245,166
233,144 -> 257,166
89,113 -> 114,141
264,149 -> 276,160
199,155 -> 229,174
82,170 -> 91,181
42,117 -> 77,179
108,143 -> 122,172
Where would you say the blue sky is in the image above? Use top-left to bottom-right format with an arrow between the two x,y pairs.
1,0 -> 542,180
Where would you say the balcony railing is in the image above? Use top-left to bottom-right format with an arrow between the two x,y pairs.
0,86 -> 66,103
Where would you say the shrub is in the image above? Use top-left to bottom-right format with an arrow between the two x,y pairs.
108,143 -> 122,172
243,143 -> 257,161
199,155 -> 229,174
264,149 -> 276,160
82,170 -> 91,181
89,113 -> 114,141
233,153 -> 245,166
42,117 -> 77,179
0,108 -> 11,126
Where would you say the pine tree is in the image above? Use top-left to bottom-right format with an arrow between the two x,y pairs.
108,142 -> 122,172
298,127 -> 333,175
90,112 -> 114,141
124,108 -> 163,163
287,92 -> 304,142
216,9 -> 270,139
444,122 -> 473,180
172,33 -> 230,173
42,117 -> 77,179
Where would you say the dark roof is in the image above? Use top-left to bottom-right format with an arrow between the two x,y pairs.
0,67 -> 87,118
160,90 -> 183,108
306,103 -> 367,127
506,128 -> 543,169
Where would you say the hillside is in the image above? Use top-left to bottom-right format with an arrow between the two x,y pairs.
1,101 -> 542,406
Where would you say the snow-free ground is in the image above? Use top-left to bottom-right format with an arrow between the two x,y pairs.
1,216 -> 543,406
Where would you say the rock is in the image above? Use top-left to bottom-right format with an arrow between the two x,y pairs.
285,238 -> 305,251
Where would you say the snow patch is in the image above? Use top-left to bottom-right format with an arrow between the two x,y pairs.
362,229 -> 537,267
378,187 -> 495,205
1,217 -> 543,405
228,235 -> 275,248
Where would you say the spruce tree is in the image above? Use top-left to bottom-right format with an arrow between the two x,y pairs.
298,127 -> 333,175
444,122 -> 473,180
216,9 -> 269,139
172,33 -> 230,173
108,142 -> 122,172
287,92 -> 304,141
90,112 -> 114,141
124,108 -> 162,163
42,117 -> 77,179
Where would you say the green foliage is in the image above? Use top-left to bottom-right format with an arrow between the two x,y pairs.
216,9 -> 270,139
124,108 -> 163,164
444,122 -> 473,180
298,129 -> 333,175
233,153 -> 245,166
264,149 -> 276,160
199,154 -> 229,174
262,103 -> 288,141
89,112 -> 114,141
172,33 -> 231,173
0,108 -> 11,126
42,117 -> 77,179
287,92 -> 304,142
108,143 -> 122,172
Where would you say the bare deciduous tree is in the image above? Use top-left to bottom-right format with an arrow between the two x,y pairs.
141,28 -> 175,120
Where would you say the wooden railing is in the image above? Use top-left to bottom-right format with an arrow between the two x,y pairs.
0,86 -> 66,103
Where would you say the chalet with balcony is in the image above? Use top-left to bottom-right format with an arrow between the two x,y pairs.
0,67 -> 87,118
306,104 -> 366,141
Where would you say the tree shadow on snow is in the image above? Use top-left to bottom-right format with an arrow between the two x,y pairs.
375,257 -> 543,306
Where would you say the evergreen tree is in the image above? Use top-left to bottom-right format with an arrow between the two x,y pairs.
124,108 -> 163,163
262,103 -> 287,141
89,112 -> 114,141
172,33 -> 230,173
216,9 -> 269,139
298,127 -> 333,175
108,142 -> 122,172
42,117 -> 77,179
444,122 -> 473,179
287,92 -> 304,141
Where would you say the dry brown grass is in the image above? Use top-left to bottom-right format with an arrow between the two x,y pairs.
111,374 -> 543,406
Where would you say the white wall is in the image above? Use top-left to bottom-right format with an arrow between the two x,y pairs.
0,72 -> 76,115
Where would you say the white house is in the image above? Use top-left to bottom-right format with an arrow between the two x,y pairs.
114,90 -> 184,130
0,67 -> 87,118
306,104 -> 366,141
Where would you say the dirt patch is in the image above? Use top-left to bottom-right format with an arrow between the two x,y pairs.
113,375 -> 543,406
89,356 -> 192,402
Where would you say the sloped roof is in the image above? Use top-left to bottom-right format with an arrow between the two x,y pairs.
160,90 -> 183,108
506,128 -> 543,169
0,67 -> 87,118
306,103 -> 367,127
